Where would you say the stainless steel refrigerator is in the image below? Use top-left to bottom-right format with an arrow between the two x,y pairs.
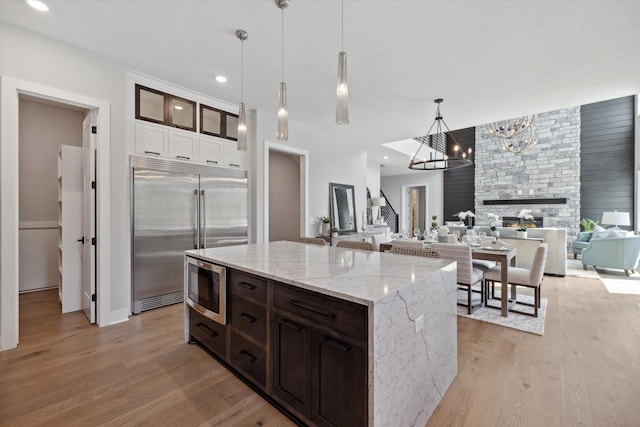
131,156 -> 248,314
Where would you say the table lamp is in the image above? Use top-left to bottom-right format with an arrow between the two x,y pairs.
601,211 -> 630,229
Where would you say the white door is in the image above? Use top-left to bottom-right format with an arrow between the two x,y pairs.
82,112 -> 97,323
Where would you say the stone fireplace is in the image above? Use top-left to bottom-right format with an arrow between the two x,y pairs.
502,216 -> 544,228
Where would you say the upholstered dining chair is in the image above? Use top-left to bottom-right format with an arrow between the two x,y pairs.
484,243 -> 548,317
336,240 -> 375,251
389,246 -> 440,258
298,237 -> 328,246
431,243 -> 484,314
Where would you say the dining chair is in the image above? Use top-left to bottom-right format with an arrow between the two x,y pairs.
483,243 -> 548,317
431,243 -> 484,314
336,240 -> 375,251
298,237 -> 328,246
389,246 -> 440,258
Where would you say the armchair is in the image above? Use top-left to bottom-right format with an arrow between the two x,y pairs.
581,236 -> 640,277
572,231 -> 593,259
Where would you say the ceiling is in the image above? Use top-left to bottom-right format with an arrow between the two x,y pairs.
2,0 -> 639,176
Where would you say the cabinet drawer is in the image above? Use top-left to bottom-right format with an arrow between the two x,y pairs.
229,270 -> 267,302
273,283 -> 367,342
189,307 -> 226,358
231,297 -> 266,344
230,330 -> 266,387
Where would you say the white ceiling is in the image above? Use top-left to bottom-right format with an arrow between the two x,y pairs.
2,0 -> 639,176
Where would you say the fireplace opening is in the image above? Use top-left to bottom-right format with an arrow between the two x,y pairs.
502,216 -> 543,228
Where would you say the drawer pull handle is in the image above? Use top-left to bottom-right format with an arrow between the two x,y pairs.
323,335 -> 352,352
176,155 -> 190,160
240,312 -> 257,323
239,350 -> 257,363
229,163 -> 240,168
239,282 -> 257,290
144,150 -> 160,156
289,300 -> 336,319
206,160 -> 219,164
279,318 -> 303,331
196,322 -> 218,338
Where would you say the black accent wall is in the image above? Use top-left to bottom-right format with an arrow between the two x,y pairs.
444,127 -> 476,223
580,96 -> 635,230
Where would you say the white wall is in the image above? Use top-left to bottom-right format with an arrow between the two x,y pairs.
367,159 -> 381,197
381,172 -> 444,232
18,98 -> 84,292
269,151 -> 301,242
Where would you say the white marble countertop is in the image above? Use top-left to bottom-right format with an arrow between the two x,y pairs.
186,240 -> 454,306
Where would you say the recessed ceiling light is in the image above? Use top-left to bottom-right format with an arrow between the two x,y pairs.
215,75 -> 227,83
383,156 -> 389,160
174,105 -> 183,111
26,0 -> 49,12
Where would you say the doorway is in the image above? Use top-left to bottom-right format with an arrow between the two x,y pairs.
263,141 -> 308,243
402,185 -> 428,237
1,76 -> 110,351
269,151 -> 301,242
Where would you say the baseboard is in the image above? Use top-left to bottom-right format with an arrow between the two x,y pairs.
107,308 -> 130,326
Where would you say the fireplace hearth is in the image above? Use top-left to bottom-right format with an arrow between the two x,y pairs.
502,216 -> 543,228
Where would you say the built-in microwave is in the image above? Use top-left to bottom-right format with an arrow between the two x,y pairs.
186,257 -> 227,325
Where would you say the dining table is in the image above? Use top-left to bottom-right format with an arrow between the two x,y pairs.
471,246 -> 517,317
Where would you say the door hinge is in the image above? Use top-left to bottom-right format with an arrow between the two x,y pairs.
91,294 -> 96,302
91,237 -> 96,246
91,181 -> 96,189
91,125 -> 97,134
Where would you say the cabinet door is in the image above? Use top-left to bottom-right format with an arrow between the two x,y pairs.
272,313 -> 312,418
223,141 -> 244,169
135,121 -> 167,156
198,136 -> 223,166
312,332 -> 367,427
168,129 -> 196,161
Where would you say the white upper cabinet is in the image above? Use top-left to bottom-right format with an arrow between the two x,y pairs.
222,141 -> 244,169
135,121 -> 167,156
198,135 -> 223,166
168,128 -> 197,161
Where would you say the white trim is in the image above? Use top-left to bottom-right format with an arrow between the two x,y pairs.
1,76 -> 112,351
18,221 -> 58,229
108,308 -> 130,325
401,184 -> 429,235
263,140 -> 309,243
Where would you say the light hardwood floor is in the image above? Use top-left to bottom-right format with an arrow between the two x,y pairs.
1,274 -> 639,426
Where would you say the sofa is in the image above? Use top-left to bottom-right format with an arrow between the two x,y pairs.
572,231 -> 593,258
581,235 -> 640,277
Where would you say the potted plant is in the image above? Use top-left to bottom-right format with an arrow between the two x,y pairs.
580,218 -> 599,232
456,210 -> 476,236
319,216 -> 331,236
487,213 -> 500,237
517,209 -> 534,238
330,227 -> 339,238
431,215 -> 438,230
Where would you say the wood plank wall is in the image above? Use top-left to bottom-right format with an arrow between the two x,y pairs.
444,127 -> 476,223
580,96 -> 635,230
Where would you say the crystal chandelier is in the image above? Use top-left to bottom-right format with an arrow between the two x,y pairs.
409,99 -> 473,171
486,115 -> 539,154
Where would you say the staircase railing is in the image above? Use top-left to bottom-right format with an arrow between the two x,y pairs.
380,190 -> 399,233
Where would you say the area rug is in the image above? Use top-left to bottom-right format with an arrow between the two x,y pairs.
595,267 -> 640,295
566,257 -> 599,279
456,290 -> 547,336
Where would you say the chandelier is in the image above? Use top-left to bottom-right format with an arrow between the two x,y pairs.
486,115 -> 539,154
409,99 -> 473,171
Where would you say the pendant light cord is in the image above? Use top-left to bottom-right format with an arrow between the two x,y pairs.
281,7 -> 285,82
341,0 -> 344,51
240,39 -> 244,101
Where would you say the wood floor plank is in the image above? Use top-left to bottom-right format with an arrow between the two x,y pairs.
2,272 -> 640,427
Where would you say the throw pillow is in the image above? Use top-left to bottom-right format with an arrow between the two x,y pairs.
592,225 -> 607,239
608,229 -> 627,238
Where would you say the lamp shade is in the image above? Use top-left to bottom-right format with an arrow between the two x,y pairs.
370,197 -> 386,207
601,211 -> 631,226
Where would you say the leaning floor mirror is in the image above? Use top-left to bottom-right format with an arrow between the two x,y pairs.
329,182 -> 357,234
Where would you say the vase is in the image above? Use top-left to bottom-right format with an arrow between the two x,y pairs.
491,230 -> 500,237
321,222 -> 330,236
466,228 -> 475,237
516,230 -> 527,239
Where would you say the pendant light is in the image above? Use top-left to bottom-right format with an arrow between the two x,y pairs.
276,0 -> 289,140
236,29 -> 248,151
336,0 -> 349,124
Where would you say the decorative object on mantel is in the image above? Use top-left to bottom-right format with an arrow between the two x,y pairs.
456,210 -> 475,230
409,98 -> 473,171
487,213 -> 500,237
335,0 -> 349,125
485,114 -> 539,154
275,0 -> 289,141
517,209 -> 534,238
235,29 -> 248,151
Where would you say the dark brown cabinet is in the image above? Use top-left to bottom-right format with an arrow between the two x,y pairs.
189,307 -> 226,358
272,282 -> 367,427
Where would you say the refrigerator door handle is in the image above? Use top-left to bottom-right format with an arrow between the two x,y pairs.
194,189 -> 200,249
201,189 -> 207,249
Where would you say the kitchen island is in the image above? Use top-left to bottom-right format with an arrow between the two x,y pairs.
185,241 -> 457,427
